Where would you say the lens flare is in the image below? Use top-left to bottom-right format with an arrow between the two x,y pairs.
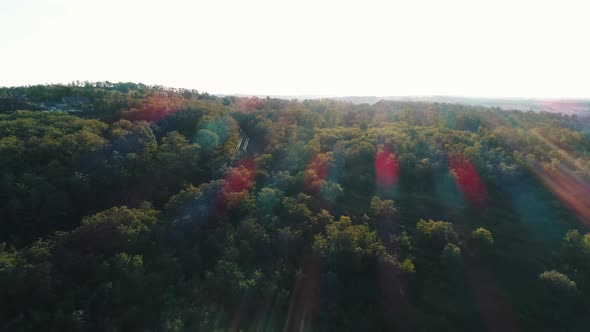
377,259 -> 412,330
491,111 -> 590,225
302,153 -> 335,199
282,250 -> 321,332
449,156 -> 487,207
234,97 -> 263,111
303,153 -> 331,192
126,92 -> 186,122
467,263 -> 521,332
218,157 -> 257,209
375,147 -> 399,188
531,163 -> 590,225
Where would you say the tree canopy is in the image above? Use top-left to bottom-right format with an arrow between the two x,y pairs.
1,82 -> 590,331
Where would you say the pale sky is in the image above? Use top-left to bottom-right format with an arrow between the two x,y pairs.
1,0 -> 589,98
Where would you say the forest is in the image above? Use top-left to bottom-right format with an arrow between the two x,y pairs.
1,82 -> 590,331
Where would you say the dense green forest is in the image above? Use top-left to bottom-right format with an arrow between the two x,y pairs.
1,82 -> 590,331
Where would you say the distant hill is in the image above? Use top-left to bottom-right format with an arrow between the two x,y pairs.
338,96 -> 590,115
217,93 -> 590,115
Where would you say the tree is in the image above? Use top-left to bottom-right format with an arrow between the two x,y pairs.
471,227 -> 493,246
370,196 -> 397,219
54,205 -> 158,270
316,216 -> 384,271
536,270 -> 580,326
470,227 -> 494,254
195,129 -> 219,149
539,270 -> 577,294
416,219 -> 459,250
256,187 -> 283,218
440,243 -> 463,266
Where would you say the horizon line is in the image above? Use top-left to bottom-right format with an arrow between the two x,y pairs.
2,81 -> 590,101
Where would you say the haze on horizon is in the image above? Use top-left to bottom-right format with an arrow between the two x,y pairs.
1,0 -> 588,99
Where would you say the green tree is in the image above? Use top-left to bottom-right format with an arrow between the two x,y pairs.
416,219 -> 459,250
440,243 -> 463,266
470,227 -> 494,255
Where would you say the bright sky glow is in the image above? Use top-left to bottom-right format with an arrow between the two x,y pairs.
1,0 -> 589,98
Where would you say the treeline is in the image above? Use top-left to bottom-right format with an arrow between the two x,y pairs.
1,83 -> 590,331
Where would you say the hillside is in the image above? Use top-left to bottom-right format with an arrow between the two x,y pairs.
1,82 -> 590,331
